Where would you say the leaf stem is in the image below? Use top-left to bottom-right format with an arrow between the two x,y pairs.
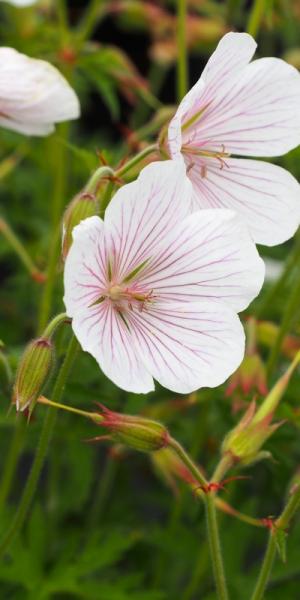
0,335 -> 79,559
177,0 -> 188,101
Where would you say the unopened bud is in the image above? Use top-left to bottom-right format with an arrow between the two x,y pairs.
62,191 -> 98,259
13,338 -> 54,413
222,352 -> 300,466
94,404 -> 170,453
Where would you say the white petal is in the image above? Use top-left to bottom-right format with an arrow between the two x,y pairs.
2,0 -> 37,5
182,57 -> 300,157
104,159 -> 193,281
63,216 -> 108,318
0,115 -> 54,136
72,302 -> 154,394
0,48 -> 80,136
138,209 -> 265,312
168,32 -> 256,157
63,215 -> 154,393
187,157 -> 300,246
129,301 -> 245,393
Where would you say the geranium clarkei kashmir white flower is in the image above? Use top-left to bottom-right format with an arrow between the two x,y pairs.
64,160 -> 264,394
168,32 -> 300,246
0,48 -> 80,136
1,0 -> 37,6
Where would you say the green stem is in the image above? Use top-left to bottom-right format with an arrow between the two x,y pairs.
177,0 -> 188,101
205,494 -> 229,600
37,395 -> 96,421
251,485 -> 300,600
169,437 -> 207,487
211,454 -> 234,484
250,535 -> 276,600
0,218 -> 44,281
0,336 -> 79,559
247,0 -> 265,37
38,126 -> 69,333
169,440 -> 229,599
37,225 -> 62,334
0,415 -> 26,511
85,166 -> 114,195
266,273 -> 300,379
115,144 -> 158,178
76,0 -> 106,46
43,312 -> 69,339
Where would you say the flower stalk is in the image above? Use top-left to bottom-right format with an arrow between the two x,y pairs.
0,335 -> 79,558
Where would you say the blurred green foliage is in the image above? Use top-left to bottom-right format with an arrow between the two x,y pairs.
1,1 -> 300,598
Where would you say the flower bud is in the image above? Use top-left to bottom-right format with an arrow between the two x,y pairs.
62,191 -> 98,260
222,352 -> 300,467
94,404 -> 170,453
13,338 -> 53,413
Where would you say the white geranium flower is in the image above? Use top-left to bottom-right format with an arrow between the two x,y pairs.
64,160 -> 264,394
0,47 -> 80,136
1,0 -> 37,7
168,32 -> 300,246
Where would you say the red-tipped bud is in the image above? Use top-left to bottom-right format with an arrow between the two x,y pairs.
93,404 -> 170,453
62,192 -> 98,260
13,338 -> 54,413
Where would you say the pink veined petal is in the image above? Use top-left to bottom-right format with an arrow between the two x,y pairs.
186,157 -> 300,246
63,216 -> 108,318
183,57 -> 300,157
104,159 -> 193,281
138,209 -> 265,312
71,301 -> 154,394
168,32 -> 257,157
129,300 -> 245,394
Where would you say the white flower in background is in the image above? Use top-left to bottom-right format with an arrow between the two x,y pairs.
0,47 -> 80,136
1,0 -> 37,7
64,160 -> 264,394
168,32 -> 300,246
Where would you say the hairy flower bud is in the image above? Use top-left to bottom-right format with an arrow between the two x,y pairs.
13,338 -> 53,412
94,404 -> 170,453
62,192 -> 98,259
